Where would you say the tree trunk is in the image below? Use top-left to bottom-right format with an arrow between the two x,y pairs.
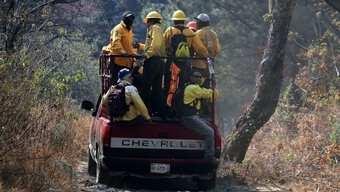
325,0 -> 340,12
223,0 -> 297,163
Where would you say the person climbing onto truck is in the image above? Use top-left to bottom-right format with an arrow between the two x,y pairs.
102,11 -> 137,83
192,13 -> 221,87
101,68 -> 151,123
181,71 -> 218,160
137,11 -> 166,117
163,10 -> 208,111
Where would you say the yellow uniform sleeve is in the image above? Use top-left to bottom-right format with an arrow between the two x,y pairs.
194,86 -> 213,101
130,91 -> 151,120
125,31 -> 135,55
110,28 -> 127,54
210,30 -> 221,58
145,25 -> 163,58
163,27 -> 172,54
184,85 -> 213,104
191,34 -> 209,57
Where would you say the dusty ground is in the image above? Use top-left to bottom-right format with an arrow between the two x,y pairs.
75,159 -> 286,192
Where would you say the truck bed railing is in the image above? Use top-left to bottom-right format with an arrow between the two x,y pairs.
100,54 -> 209,60
99,54 -> 218,125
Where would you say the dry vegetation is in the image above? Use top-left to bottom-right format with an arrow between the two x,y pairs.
0,104 -> 90,192
221,67 -> 340,192
0,69 -> 90,192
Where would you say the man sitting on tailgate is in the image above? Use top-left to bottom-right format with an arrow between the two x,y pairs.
101,68 -> 151,123
181,71 -> 218,160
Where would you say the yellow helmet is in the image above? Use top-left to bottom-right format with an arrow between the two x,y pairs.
145,11 -> 162,20
171,10 -> 186,21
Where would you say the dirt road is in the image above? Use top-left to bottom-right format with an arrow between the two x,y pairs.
75,160 -> 284,192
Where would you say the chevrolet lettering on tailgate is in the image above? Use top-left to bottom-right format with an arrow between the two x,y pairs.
111,137 -> 205,150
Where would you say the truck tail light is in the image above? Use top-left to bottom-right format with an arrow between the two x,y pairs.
101,122 -> 110,147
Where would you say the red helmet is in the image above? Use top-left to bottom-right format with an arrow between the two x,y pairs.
186,21 -> 197,31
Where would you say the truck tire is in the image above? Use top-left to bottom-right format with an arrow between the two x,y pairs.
197,173 -> 216,191
88,149 -> 96,176
95,150 -> 110,184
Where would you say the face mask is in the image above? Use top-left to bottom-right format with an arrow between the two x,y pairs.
123,17 -> 134,30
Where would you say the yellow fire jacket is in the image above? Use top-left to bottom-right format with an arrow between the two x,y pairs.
184,84 -> 213,111
140,24 -> 166,58
102,21 -> 136,68
192,26 -> 221,69
163,26 -> 208,57
101,81 -> 151,121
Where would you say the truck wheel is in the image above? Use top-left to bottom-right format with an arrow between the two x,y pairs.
87,149 -> 96,176
95,151 -> 110,184
197,173 -> 216,191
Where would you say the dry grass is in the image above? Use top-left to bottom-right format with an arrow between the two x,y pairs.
221,90 -> 340,192
0,54 -> 92,191
0,99 -> 90,192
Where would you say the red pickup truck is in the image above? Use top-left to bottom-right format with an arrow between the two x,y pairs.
81,55 -> 222,190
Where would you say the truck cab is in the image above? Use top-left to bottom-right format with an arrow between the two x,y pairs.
82,55 -> 222,190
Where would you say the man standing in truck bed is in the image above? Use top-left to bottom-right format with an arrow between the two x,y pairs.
192,13 -> 221,87
102,12 -> 137,83
139,11 -> 166,117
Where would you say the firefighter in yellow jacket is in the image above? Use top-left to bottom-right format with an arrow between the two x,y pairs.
163,10 -> 208,58
164,10 -> 209,107
182,71 -> 218,160
102,12 -> 137,83
139,11 -> 166,117
192,13 -> 221,82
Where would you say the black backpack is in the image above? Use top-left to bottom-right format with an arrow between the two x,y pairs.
170,26 -> 191,59
108,84 -> 129,118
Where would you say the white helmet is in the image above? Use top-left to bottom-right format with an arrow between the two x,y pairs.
196,13 -> 210,23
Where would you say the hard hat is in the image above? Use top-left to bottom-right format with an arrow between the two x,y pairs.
196,13 -> 210,23
186,21 -> 197,31
144,11 -> 162,23
118,68 -> 132,81
122,11 -> 135,20
171,10 -> 186,21
145,11 -> 162,20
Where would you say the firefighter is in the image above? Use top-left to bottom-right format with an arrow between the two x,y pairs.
101,68 -> 151,123
192,13 -> 221,84
139,11 -> 166,117
182,71 -> 217,160
163,10 -> 208,108
102,11 -> 137,83
164,10 -> 208,60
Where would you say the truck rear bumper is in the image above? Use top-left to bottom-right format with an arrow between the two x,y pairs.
101,156 -> 218,179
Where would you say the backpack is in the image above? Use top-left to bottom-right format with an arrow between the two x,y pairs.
170,27 -> 191,58
107,84 -> 129,118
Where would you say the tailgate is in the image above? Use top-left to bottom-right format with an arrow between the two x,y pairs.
107,121 -> 205,159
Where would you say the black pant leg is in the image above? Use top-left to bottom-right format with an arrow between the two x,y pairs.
150,57 -> 164,115
142,58 -> 153,111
